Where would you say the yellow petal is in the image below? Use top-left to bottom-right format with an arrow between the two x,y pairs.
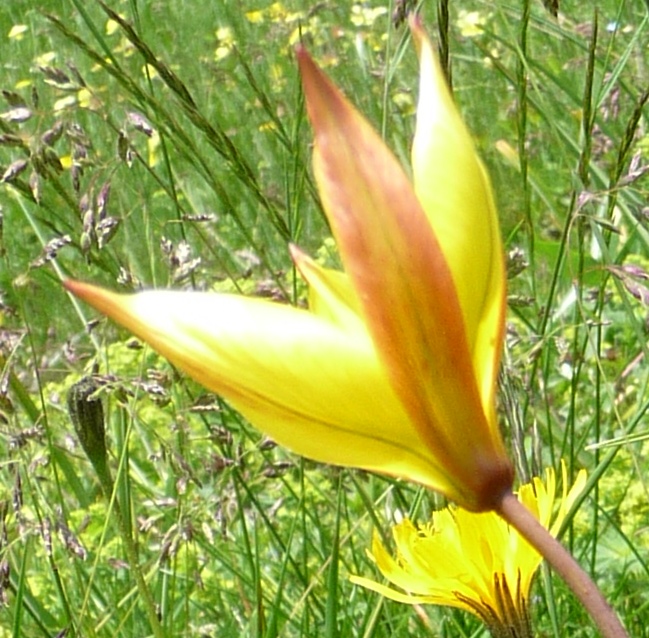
410,21 -> 506,421
350,523 -> 486,614
64,280 -> 470,494
298,45 -> 512,510
289,244 -> 364,332
349,576 -> 435,606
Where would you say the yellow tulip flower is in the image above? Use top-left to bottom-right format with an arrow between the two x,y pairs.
352,464 -> 587,637
65,19 -> 512,511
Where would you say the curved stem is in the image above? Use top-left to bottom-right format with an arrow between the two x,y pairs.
496,490 -> 627,638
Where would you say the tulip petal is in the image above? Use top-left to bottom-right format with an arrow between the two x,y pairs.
410,21 -> 506,417
289,244 -> 364,333
297,48 -> 512,509
64,280 -> 466,495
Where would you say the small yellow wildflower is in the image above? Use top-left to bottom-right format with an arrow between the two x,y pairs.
148,130 -> 161,167
143,63 -> 159,80
457,9 -> 488,38
105,18 -> 121,36
350,4 -> 388,28
245,10 -> 265,24
53,95 -> 78,112
77,88 -> 95,110
8,24 -> 28,40
34,51 -> 56,66
214,26 -> 235,62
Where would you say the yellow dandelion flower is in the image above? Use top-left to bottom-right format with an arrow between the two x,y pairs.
352,463 -> 587,637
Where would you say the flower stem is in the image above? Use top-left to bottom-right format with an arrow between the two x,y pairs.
495,490 -> 627,638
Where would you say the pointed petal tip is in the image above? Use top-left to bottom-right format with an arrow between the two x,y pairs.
294,43 -> 307,60
287,242 -> 302,260
297,45 -> 348,134
408,13 -> 431,55
62,278 -> 78,293
63,279 -> 95,300
288,243 -> 312,272
288,245 -> 328,293
63,279 -> 126,321
408,12 -> 423,33
64,279 -> 105,301
295,45 -> 316,81
289,243 -> 307,276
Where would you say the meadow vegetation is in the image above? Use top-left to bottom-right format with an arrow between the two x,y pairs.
0,0 -> 648,636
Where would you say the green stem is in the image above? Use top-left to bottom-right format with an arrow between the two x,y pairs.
496,491 -> 627,638
67,378 -> 164,637
97,469 -> 165,638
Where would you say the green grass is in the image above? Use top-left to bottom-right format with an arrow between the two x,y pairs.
0,0 -> 648,636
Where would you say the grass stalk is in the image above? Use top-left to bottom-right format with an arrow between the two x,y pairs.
67,379 -> 164,638
95,464 -> 165,638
